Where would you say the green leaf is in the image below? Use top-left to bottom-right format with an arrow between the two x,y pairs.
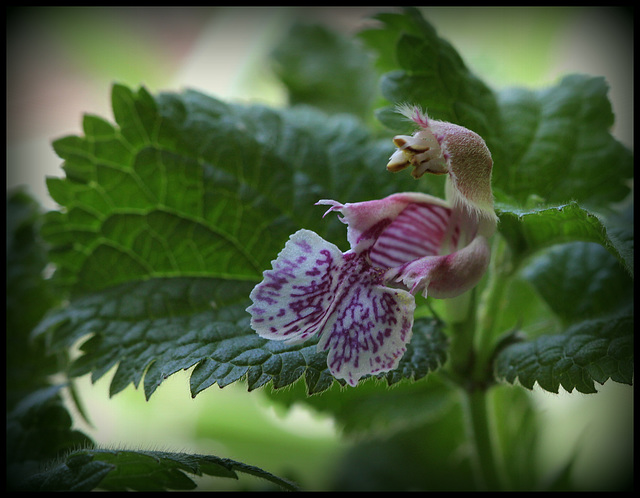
6,385 -> 95,491
496,201 -> 632,275
43,84 -> 427,297
21,448 -> 298,491
522,241 -> 633,325
40,82 -> 448,396
271,23 -> 377,119
494,314 -> 633,394
7,385 -> 94,464
495,74 -> 632,209
33,275 -> 447,398
361,8 -> 500,145
362,9 -> 632,212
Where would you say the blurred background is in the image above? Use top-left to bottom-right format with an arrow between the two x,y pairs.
6,6 -> 633,491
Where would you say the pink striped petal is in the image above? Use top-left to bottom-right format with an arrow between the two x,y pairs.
384,233 -> 491,299
317,192 -> 450,256
369,201 -> 451,268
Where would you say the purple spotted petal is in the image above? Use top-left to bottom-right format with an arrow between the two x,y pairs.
247,229 -> 416,386
315,252 -> 416,386
247,229 -> 343,344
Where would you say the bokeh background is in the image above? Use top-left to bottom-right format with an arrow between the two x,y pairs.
7,6 -> 633,491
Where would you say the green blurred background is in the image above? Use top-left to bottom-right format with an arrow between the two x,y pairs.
6,7 -> 633,491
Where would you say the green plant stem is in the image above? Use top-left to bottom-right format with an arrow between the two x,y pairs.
445,290 -> 477,383
446,235 -> 515,490
473,235 -> 514,385
461,387 -> 503,490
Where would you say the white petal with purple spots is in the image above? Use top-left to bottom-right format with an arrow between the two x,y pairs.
316,253 -> 416,386
247,229 -> 416,386
247,229 -> 343,345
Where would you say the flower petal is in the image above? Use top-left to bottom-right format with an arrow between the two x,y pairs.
317,192 -> 449,255
316,254 -> 416,386
247,229 -> 417,387
369,201 -> 451,268
247,229 -> 344,344
385,233 -> 492,299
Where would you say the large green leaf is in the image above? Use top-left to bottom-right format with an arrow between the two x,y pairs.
495,237 -> 634,395
33,274 -> 447,398
21,448 -> 298,491
38,82 -> 449,397
43,84 -> 428,297
362,9 -> 632,213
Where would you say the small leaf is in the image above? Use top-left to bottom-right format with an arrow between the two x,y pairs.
362,8 -> 499,145
494,315 -> 633,394
21,449 -> 298,491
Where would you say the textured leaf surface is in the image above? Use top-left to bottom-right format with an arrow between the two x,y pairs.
522,241 -> 633,325
362,9 -> 632,213
43,84 -> 426,297
495,75 -> 633,209
496,201 -> 632,274
33,275 -> 447,398
361,8 -> 500,146
40,83 -> 441,396
494,315 -> 633,393
23,448 -> 297,491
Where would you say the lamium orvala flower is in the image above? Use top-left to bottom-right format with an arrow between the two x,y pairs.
247,105 -> 497,386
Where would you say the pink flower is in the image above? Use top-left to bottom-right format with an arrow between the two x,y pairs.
388,104 -> 497,223
246,106 -> 497,386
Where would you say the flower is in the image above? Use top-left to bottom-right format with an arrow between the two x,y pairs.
388,103 -> 497,224
246,105 -> 497,386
